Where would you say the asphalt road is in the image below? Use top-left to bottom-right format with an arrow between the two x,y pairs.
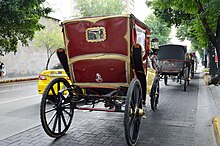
0,81 -> 41,140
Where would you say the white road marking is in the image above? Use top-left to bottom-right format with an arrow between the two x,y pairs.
0,95 -> 39,105
0,89 -> 10,93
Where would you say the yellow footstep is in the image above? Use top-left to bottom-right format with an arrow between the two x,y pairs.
146,68 -> 156,95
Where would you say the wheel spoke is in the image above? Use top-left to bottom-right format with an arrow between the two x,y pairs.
135,117 -> 140,133
130,98 -> 135,110
45,107 -> 57,114
48,112 -> 57,125
132,117 -> 139,140
50,87 -> 58,102
63,109 -> 72,116
129,115 -> 135,139
60,94 -> 67,102
51,86 -> 56,96
58,112 -> 62,133
52,114 -> 58,132
134,86 -> 140,107
47,98 -> 56,105
63,103 -> 71,107
61,112 -> 67,127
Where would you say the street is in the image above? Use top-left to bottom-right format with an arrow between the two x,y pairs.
0,74 -> 218,146
0,81 -> 41,140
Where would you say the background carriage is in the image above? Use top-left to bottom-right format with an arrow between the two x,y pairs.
157,44 -> 190,91
40,14 -> 151,146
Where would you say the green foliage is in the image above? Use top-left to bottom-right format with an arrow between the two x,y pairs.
148,0 -> 220,49
176,24 -> 204,56
34,20 -> 63,51
75,0 -> 125,17
34,20 -> 64,69
0,0 -> 51,56
145,14 -> 171,45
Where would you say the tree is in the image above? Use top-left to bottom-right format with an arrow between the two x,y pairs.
0,0 -> 51,56
75,0 -> 125,17
147,0 -> 220,84
145,14 -> 171,45
34,19 -> 64,70
176,25 -> 203,56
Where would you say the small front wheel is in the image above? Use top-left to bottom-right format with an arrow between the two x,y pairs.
164,75 -> 168,85
40,78 -> 74,138
124,78 -> 143,146
150,78 -> 159,111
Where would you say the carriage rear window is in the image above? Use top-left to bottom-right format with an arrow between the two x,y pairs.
86,27 -> 106,42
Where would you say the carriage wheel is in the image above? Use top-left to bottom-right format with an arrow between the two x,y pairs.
184,78 -> 187,91
124,78 -> 144,146
150,78 -> 159,111
183,67 -> 189,91
40,78 -> 74,138
164,75 -> 168,85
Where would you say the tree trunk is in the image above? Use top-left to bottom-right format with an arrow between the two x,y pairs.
208,43 -> 217,77
45,50 -> 56,70
195,0 -> 220,85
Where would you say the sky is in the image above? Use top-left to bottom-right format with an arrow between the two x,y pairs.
46,0 -> 151,21
133,0 -> 191,49
46,0 -> 73,20
45,0 -> 191,49
134,0 -> 152,22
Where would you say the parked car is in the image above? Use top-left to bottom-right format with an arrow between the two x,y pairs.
38,63 -> 70,94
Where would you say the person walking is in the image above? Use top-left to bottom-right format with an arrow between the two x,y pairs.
0,61 -> 5,78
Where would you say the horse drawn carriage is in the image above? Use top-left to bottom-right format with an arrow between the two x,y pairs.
40,14 -> 153,146
157,44 -> 190,91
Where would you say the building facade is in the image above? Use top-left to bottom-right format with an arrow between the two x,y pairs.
0,17 -> 61,77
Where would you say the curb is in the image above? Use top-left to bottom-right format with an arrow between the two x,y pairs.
213,117 -> 220,146
0,77 -> 38,84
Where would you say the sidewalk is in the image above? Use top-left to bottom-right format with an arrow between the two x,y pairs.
209,84 -> 220,146
0,76 -> 38,84
202,72 -> 220,146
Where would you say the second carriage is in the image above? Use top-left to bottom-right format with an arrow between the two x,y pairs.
157,44 -> 190,91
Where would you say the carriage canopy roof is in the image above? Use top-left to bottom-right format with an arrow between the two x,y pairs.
157,44 -> 187,60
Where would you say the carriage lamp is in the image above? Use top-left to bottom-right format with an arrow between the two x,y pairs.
151,37 -> 159,50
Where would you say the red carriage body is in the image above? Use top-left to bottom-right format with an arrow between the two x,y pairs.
62,14 -> 150,88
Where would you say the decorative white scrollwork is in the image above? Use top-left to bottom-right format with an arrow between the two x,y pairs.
96,73 -> 103,83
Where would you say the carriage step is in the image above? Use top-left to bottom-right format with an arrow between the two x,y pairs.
76,107 -> 124,112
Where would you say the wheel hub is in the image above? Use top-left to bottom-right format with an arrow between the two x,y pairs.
138,108 -> 145,116
129,108 -> 145,117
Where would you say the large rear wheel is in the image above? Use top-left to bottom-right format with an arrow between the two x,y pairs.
124,78 -> 144,146
40,78 -> 74,138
